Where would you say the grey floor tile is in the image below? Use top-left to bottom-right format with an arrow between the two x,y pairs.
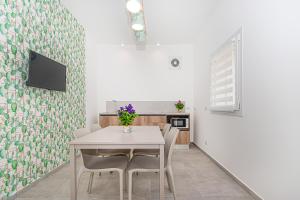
16,145 -> 255,200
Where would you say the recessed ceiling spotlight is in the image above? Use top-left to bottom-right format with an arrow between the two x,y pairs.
121,43 -> 125,47
126,0 -> 142,13
156,43 -> 161,46
132,23 -> 144,31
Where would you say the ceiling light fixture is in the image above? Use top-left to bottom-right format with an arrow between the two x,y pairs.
121,43 -> 125,47
135,31 -> 146,42
125,0 -> 147,43
132,23 -> 144,31
131,13 -> 144,31
126,0 -> 142,13
156,43 -> 161,46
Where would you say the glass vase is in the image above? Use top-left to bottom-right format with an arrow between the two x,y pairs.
123,126 -> 132,133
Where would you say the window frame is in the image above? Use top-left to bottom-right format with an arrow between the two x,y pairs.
209,29 -> 243,113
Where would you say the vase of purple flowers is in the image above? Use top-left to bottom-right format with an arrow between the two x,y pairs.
118,104 -> 138,133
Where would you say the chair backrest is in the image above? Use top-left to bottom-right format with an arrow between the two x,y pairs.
81,153 -> 100,169
73,128 -> 90,139
164,128 -> 179,167
90,123 -> 102,132
162,123 -> 171,139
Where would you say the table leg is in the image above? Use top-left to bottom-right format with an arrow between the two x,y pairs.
70,145 -> 77,200
159,144 -> 164,200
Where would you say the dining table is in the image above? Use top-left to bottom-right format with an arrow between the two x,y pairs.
69,126 -> 165,200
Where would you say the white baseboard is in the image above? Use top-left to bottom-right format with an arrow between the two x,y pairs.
192,143 -> 263,200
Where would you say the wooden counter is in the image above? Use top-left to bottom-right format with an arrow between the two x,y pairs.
99,113 -> 190,145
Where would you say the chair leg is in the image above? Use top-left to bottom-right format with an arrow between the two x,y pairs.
166,170 -> 172,192
119,170 -> 124,200
128,171 -> 133,200
124,169 -> 127,192
87,172 -> 94,193
167,167 -> 176,200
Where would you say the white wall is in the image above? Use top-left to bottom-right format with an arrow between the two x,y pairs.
84,33 -> 99,126
96,44 -> 194,113
194,0 -> 300,199
61,1 -> 196,128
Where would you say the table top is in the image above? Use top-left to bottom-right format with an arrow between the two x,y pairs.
69,126 -> 165,145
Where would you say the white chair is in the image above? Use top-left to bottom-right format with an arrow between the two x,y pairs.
74,128 -> 129,199
73,128 -> 98,193
161,123 -> 172,138
133,124 -> 172,156
74,127 -> 90,138
127,127 -> 179,200
90,123 -> 101,132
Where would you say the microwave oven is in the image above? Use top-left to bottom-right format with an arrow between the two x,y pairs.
170,118 -> 189,129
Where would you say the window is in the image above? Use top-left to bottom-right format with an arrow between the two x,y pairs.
210,30 -> 242,112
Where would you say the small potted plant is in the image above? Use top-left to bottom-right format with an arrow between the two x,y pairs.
175,100 -> 184,112
118,104 -> 138,133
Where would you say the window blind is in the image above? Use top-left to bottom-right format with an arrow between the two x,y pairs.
210,32 -> 241,112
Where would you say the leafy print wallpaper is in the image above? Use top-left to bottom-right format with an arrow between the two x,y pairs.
0,0 -> 86,198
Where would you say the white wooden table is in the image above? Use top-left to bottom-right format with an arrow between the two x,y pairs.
69,126 -> 165,200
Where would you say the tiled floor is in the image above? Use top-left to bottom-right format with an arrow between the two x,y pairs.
16,145 -> 254,200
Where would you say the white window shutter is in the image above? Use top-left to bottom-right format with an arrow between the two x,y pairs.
210,31 -> 242,112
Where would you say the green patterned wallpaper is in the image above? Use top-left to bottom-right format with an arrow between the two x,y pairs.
0,0 -> 85,198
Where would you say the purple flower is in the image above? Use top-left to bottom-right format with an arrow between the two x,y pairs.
118,104 -> 138,126
128,109 -> 135,114
123,104 -> 133,113
118,104 -> 136,114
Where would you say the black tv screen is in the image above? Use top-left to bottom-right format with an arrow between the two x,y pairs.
26,51 -> 66,91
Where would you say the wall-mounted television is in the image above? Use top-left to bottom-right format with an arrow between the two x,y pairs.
26,51 -> 66,92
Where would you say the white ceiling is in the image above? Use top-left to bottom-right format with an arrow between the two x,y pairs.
62,0 -> 219,44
